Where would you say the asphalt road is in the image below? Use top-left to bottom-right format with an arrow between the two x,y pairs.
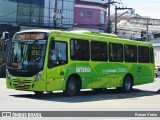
0,78 -> 160,111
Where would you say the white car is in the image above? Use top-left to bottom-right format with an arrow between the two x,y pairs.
155,67 -> 160,78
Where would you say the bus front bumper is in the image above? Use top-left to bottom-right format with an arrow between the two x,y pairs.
6,77 -> 46,92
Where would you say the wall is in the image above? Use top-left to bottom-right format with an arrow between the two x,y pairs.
44,0 -> 74,28
0,0 -> 17,25
74,1 -> 107,30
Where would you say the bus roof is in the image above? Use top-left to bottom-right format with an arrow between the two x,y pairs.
14,29 -> 153,47
53,30 -> 153,47
16,29 -> 51,34
69,30 -> 118,38
17,29 -> 118,38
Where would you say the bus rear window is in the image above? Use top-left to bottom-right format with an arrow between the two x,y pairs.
138,46 -> 150,63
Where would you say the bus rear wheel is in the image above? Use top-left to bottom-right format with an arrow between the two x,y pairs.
65,76 -> 80,96
122,75 -> 133,93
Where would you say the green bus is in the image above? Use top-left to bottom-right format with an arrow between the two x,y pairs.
6,29 -> 155,96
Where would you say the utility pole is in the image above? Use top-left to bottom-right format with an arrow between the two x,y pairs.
146,18 -> 149,42
115,7 -> 133,35
102,0 -> 118,33
108,0 -> 111,32
54,0 -> 58,29
115,6 -> 118,35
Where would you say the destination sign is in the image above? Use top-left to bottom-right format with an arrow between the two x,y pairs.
15,33 -> 46,40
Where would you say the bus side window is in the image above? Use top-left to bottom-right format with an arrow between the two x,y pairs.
109,43 -> 123,62
70,39 -> 90,61
124,45 -> 137,62
48,40 -> 67,68
91,41 -> 107,61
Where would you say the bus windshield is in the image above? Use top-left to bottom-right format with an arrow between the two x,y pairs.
7,40 -> 47,77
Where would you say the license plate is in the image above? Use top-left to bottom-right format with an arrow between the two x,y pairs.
18,82 -> 25,87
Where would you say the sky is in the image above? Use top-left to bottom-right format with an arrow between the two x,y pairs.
117,0 -> 160,19
83,0 -> 160,19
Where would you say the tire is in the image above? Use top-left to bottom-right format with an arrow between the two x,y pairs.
34,91 -> 44,95
65,76 -> 80,96
155,73 -> 158,78
122,75 -> 133,93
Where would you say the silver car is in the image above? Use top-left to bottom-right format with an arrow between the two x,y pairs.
155,67 -> 160,78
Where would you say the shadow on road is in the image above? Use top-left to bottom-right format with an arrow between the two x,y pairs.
10,88 -> 159,103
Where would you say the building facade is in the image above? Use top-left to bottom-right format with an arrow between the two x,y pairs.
74,0 -> 107,31
0,0 -> 17,25
0,0 -> 74,29
44,0 -> 74,28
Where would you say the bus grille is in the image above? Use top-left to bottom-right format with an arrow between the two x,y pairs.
13,79 -> 32,90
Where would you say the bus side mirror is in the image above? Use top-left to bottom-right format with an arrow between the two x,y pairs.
2,31 -> 9,40
50,40 -> 55,50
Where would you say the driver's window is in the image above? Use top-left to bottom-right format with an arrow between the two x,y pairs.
48,40 -> 67,68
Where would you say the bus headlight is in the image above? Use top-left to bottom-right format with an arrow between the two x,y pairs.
35,71 -> 42,81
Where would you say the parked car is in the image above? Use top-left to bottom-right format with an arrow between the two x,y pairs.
155,66 -> 160,78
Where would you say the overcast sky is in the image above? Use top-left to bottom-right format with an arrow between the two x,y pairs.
117,0 -> 160,19
82,0 -> 160,19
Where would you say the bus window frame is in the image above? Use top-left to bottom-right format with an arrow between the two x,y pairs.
70,38 -> 90,61
48,39 -> 68,69
109,43 -> 123,62
138,46 -> 150,63
91,41 -> 108,62
124,44 -> 137,63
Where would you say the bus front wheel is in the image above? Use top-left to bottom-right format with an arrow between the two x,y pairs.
65,76 -> 80,96
122,75 -> 133,93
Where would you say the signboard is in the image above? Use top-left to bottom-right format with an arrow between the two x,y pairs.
15,33 -> 46,40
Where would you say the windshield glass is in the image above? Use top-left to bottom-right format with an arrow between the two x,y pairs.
7,40 -> 47,77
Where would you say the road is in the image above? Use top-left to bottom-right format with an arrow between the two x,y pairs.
0,78 -> 160,111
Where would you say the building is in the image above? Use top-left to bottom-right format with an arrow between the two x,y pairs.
150,38 -> 160,66
0,0 -> 75,36
0,0 -> 108,33
44,0 -> 74,28
0,0 -> 44,26
2,0 -> 160,40
111,13 -> 160,40
74,0 -> 107,32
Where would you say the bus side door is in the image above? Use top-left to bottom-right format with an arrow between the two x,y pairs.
46,40 -> 68,91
